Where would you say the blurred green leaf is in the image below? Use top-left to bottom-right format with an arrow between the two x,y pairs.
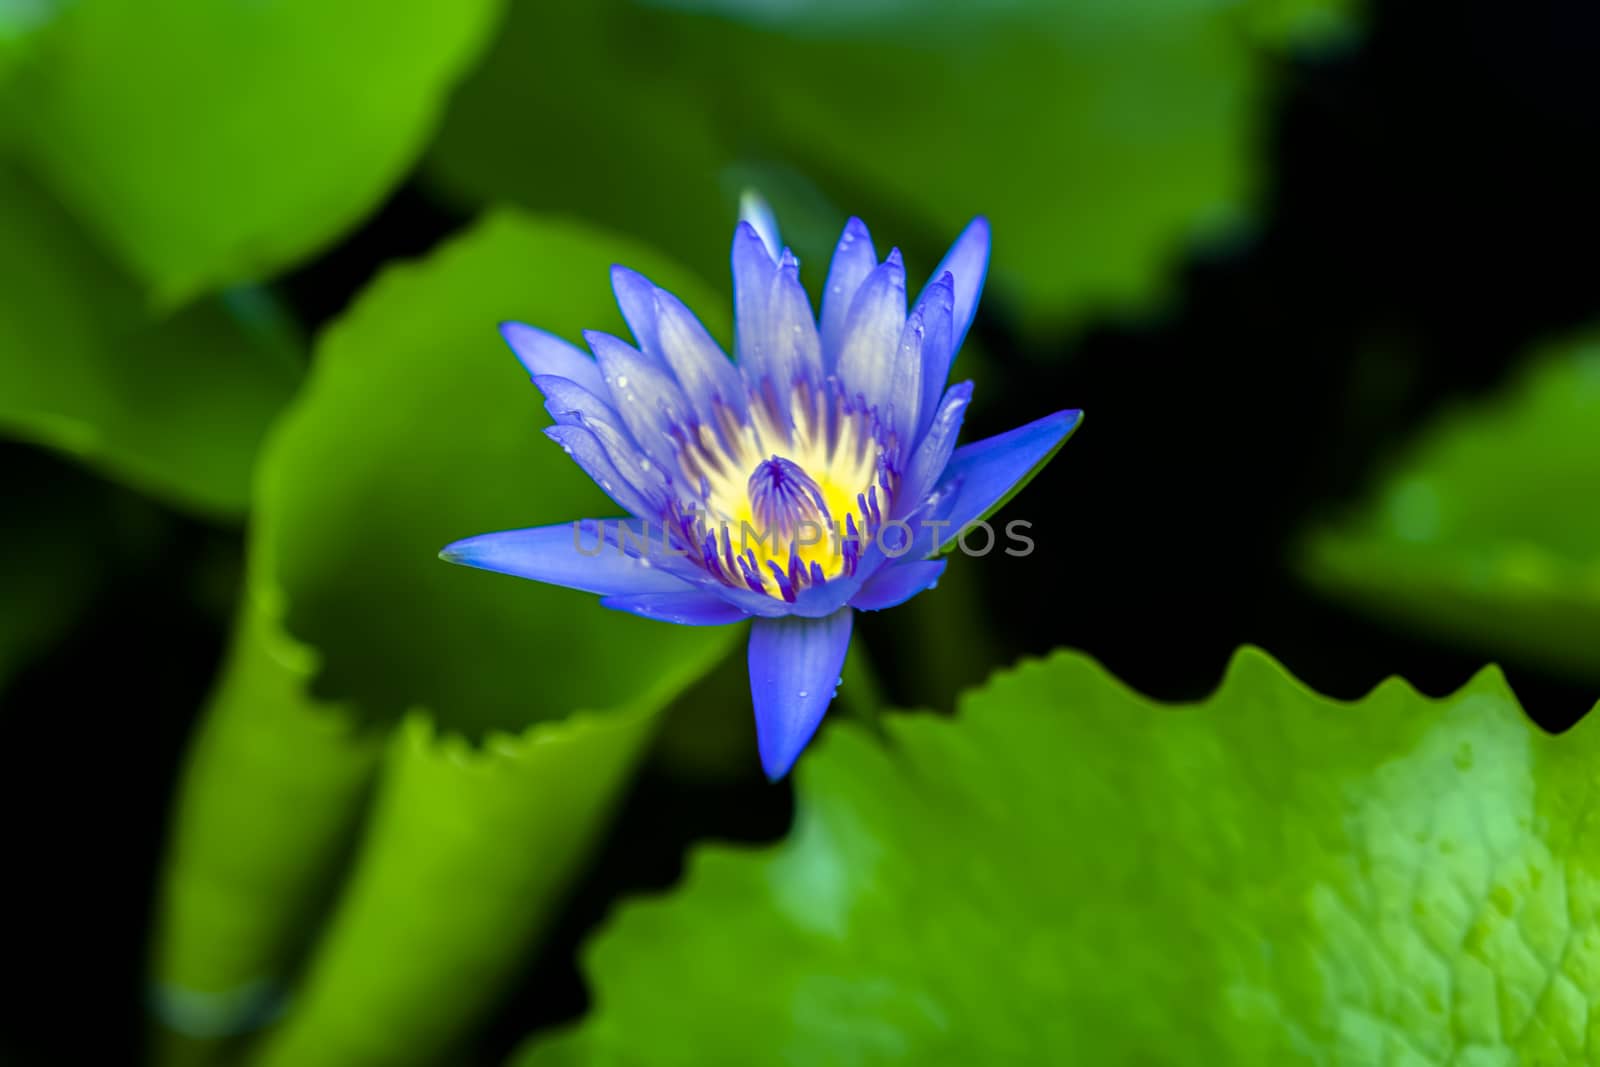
0,0 -> 58,86
520,647 -> 1599,1065
0,163 -> 302,517
1301,336 -> 1600,682
1,0 -> 503,301
152,211 -> 738,1064
151,606 -> 383,1056
252,699 -> 679,1067
429,0 -> 1353,334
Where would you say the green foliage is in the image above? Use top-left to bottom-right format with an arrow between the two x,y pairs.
1,0 -> 503,302
252,705 -> 671,1067
521,647 -> 1600,1065
151,607 -> 383,1041
1301,335 -> 1600,682
0,163 -> 302,517
0,0 -> 57,85
429,0 -> 1353,335
150,212 -> 738,1064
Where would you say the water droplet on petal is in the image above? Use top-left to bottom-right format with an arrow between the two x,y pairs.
797,689 -> 809,698
615,374 -> 630,388
639,458 -> 651,471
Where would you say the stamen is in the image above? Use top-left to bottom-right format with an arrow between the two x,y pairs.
765,560 -> 797,603
648,375 -> 899,600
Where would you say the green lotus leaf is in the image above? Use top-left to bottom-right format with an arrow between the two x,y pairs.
0,161 -> 302,517
428,0 -> 1355,335
150,604 -> 383,1058
1,0 -> 503,301
252,696 -> 679,1067
520,646 -> 1600,1065
1300,335 -> 1600,683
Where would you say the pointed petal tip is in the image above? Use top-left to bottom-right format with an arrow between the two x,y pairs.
497,319 -> 550,353
733,219 -> 774,257
758,725 -> 813,781
610,263 -> 657,300
738,190 -> 782,257
748,610 -> 852,781
1020,408 -> 1084,455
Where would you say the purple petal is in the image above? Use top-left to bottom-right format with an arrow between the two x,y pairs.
761,251 -> 822,396
439,521 -> 694,597
611,266 -> 662,357
543,424 -> 658,519
939,409 -> 1084,535
739,191 -> 782,259
577,412 -> 676,509
748,608 -> 853,779
601,590 -> 752,626
910,273 -> 955,443
918,216 -> 989,359
786,564 -> 868,618
900,381 -> 974,510
585,330 -> 689,463
536,368 -> 675,499
732,221 -> 778,375
653,288 -> 746,419
500,322 -> 606,397
851,559 -> 946,611
819,217 -> 877,368
710,582 -> 798,619
532,374 -> 616,428
834,250 -> 906,412
888,298 -> 927,445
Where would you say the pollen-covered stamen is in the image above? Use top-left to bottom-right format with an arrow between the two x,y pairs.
747,456 -> 831,542
649,376 -> 902,599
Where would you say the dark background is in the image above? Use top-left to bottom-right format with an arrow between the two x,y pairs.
6,1 -> 1600,1062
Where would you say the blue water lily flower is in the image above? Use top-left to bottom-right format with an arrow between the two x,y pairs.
441,203 -> 1081,779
